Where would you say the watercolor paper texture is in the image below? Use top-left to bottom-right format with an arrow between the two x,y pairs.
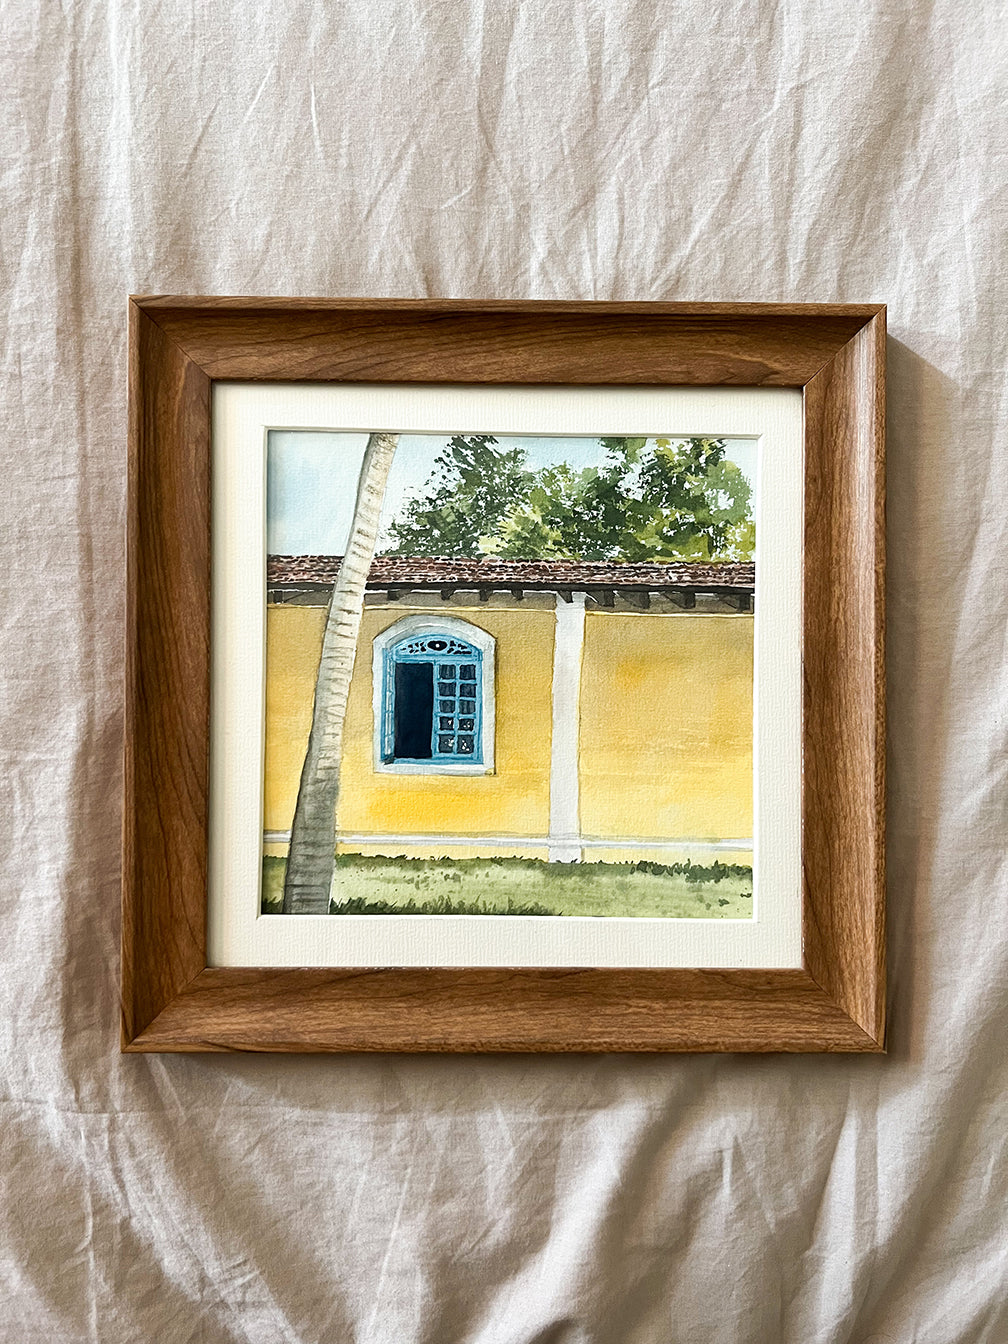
208,383 -> 802,969
264,428 -> 758,920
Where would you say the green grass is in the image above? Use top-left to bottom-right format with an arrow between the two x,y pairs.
262,853 -> 753,918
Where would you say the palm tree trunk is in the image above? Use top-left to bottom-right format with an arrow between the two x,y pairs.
282,432 -> 400,913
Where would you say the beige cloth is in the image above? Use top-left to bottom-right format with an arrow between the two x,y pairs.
3,2 -> 1006,1340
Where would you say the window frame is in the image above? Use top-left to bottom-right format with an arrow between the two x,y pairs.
371,614 -> 496,776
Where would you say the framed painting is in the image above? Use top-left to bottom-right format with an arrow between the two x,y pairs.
123,298 -> 885,1053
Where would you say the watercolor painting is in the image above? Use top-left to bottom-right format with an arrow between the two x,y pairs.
262,431 -> 757,918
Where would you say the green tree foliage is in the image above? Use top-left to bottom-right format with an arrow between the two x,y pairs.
634,437 -> 754,561
385,434 -> 532,557
386,435 -> 754,563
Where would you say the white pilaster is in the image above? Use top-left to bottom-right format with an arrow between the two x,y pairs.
548,592 -> 586,862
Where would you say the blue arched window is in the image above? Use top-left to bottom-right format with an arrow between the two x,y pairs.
373,617 -> 495,773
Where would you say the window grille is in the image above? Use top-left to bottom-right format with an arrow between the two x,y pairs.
381,634 -> 483,764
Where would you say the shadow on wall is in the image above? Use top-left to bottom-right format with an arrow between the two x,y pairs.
884,336 -> 960,1065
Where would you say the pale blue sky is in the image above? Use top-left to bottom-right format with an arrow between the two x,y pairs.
267,431 -> 758,555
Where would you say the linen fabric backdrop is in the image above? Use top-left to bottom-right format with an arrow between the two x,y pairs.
3,2 -> 1006,1340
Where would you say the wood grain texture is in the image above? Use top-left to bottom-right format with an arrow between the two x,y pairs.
134,298 -> 872,387
124,968 -> 881,1053
122,298 -> 886,1053
135,297 -> 885,314
122,302 -> 211,1045
802,310 -> 887,1044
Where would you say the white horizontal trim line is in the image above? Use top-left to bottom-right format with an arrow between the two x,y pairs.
264,830 -> 752,852
583,837 -> 753,851
372,762 -> 494,776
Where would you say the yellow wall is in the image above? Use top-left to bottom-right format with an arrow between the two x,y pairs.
263,604 -> 326,834
264,602 -> 753,852
264,604 -> 555,841
578,612 -> 753,841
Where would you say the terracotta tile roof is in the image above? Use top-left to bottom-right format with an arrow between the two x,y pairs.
267,555 -> 755,591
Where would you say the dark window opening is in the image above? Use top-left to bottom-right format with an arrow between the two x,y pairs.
393,661 -> 434,759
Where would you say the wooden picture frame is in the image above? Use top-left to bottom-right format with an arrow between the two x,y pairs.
123,297 -> 885,1053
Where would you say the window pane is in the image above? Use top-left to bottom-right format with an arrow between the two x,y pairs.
459,699 -> 476,716
440,664 -> 456,679
438,682 -> 455,698
439,699 -> 454,713
439,716 -> 455,731
457,735 -> 475,754
459,718 -> 475,732
460,663 -> 476,679
437,735 -> 455,753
